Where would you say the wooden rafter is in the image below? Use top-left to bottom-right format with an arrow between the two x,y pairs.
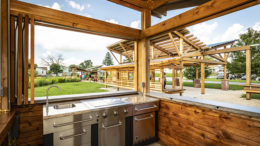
173,31 -> 202,50
109,49 -> 120,64
183,58 -> 226,65
11,0 -> 141,40
203,46 -> 250,55
143,0 -> 260,37
168,33 -> 181,56
153,44 -> 175,57
120,43 -> 133,62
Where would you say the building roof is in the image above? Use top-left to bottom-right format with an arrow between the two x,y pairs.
208,40 -> 237,48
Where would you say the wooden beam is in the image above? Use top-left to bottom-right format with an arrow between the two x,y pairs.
134,41 -> 138,91
120,43 -> 133,62
196,66 -> 199,79
168,33 -> 181,56
141,9 -> 151,30
246,49 -> 251,100
108,49 -> 120,64
210,54 -> 225,62
17,14 -> 23,105
203,46 -> 251,55
179,38 -> 183,55
201,56 -> 205,94
24,15 -> 29,104
160,68 -> 164,92
153,44 -> 174,57
172,68 -> 175,89
174,31 -> 201,50
180,61 -> 183,89
143,0 -> 260,37
150,0 -> 168,10
183,58 -> 226,65
108,0 -> 143,11
10,0 -> 141,40
10,16 -> 16,104
30,16 -> 35,104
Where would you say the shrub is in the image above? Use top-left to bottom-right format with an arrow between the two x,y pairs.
28,77 -> 81,88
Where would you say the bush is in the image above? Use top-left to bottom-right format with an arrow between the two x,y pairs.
29,77 -> 80,88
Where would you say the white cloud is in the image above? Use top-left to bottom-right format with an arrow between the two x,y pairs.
191,22 -> 218,44
253,22 -> 260,31
68,1 -> 85,11
44,2 -> 61,10
35,26 -> 120,66
130,20 -> 140,29
105,19 -> 119,24
221,23 -> 244,41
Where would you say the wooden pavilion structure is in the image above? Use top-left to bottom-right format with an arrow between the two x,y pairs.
1,0 -> 260,145
101,29 -> 251,96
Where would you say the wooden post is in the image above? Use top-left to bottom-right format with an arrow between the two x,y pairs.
196,66 -> 199,79
24,15 -> 29,104
29,14 -> 34,101
160,68 -> 164,92
116,71 -> 119,91
120,54 -> 122,63
246,49 -> 251,100
10,16 -> 16,104
151,70 -> 155,82
201,56 -> 205,94
105,71 -> 107,88
179,38 -> 183,56
180,62 -> 183,90
172,68 -> 175,89
17,14 -> 23,105
224,64 -> 227,80
134,41 -> 138,91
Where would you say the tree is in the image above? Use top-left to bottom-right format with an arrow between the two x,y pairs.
184,66 -> 212,80
227,28 -> 260,75
102,52 -> 114,66
79,60 -> 93,69
69,64 -> 78,71
41,54 -> 64,66
50,63 -> 63,75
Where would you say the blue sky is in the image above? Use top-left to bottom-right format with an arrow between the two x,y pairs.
21,0 -> 260,67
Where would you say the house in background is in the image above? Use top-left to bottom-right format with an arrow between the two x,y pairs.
36,67 -> 47,76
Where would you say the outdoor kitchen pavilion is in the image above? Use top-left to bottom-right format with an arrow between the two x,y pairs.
1,0 -> 260,145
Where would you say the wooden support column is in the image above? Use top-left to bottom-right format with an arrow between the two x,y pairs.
180,62 -> 183,90
172,68 -> 175,89
10,16 -> 16,104
30,16 -> 35,104
136,9 -> 151,94
105,71 -> 107,88
120,54 -> 122,63
179,38 -> 183,56
151,70 -> 155,82
116,71 -> 119,91
134,41 -> 138,91
160,68 -> 164,92
17,14 -> 23,105
224,64 -> 227,80
201,56 -> 205,94
24,15 -> 29,104
196,66 -> 199,79
246,49 -> 251,100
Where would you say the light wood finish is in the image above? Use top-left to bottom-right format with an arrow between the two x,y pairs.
196,66 -> 199,79
160,68 -> 164,92
179,62 -> 183,89
159,100 -> 260,146
224,64 -> 227,80
109,49 -> 120,64
172,68 -> 175,89
24,15 -> 29,104
10,0 -> 141,40
143,0 -> 260,37
203,46 -> 250,55
246,49 -> 251,100
0,112 -> 16,144
201,56 -> 205,94
30,16 -> 35,104
174,31 -> 201,51
141,9 -> 151,30
17,14 -> 23,105
134,41 -> 138,91
168,33 -> 181,56
120,43 -> 133,62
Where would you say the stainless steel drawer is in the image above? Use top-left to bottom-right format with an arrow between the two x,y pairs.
133,101 -> 159,115
54,125 -> 91,146
133,112 -> 155,144
44,112 -> 96,134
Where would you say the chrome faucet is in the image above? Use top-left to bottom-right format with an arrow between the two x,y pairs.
46,85 -> 61,115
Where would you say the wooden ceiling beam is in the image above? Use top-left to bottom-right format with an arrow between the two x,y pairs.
109,49 -> 120,64
153,44 -> 175,57
11,0 -> 141,40
173,31 -> 202,50
203,46 -> 251,55
168,33 -> 181,56
143,0 -> 260,37
108,0 -> 143,11
120,43 -> 133,62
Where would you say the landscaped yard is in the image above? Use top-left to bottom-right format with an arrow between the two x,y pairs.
29,82 -> 107,97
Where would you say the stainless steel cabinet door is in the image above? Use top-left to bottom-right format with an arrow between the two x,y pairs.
53,125 -> 91,146
133,112 -> 155,144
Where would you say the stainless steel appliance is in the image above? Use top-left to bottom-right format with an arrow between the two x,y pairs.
133,101 -> 159,145
83,97 -> 133,146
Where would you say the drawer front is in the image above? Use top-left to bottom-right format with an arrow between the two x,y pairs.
133,101 -> 159,115
44,112 -> 96,134
133,112 -> 155,144
54,125 -> 91,146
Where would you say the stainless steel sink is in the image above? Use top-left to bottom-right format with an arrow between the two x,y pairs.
53,103 -> 76,109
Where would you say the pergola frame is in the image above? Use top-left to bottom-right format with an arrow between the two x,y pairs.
0,0 -> 259,110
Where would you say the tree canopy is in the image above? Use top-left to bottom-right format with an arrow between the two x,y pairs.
227,28 -> 260,75
184,66 -> 212,80
79,60 -> 93,69
103,52 -> 114,66
50,63 -> 63,75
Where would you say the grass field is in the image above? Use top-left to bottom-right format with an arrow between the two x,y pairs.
166,81 -> 243,90
29,82 -> 107,97
241,94 -> 260,99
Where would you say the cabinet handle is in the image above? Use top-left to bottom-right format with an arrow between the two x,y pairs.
135,105 -> 157,111
53,116 -> 93,127
59,129 -> 87,140
102,121 -> 122,129
135,114 -> 153,121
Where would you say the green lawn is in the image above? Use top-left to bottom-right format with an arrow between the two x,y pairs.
241,94 -> 260,99
166,81 -> 243,90
29,82 -> 107,97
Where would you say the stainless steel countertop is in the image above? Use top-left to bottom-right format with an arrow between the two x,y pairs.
43,95 -> 159,120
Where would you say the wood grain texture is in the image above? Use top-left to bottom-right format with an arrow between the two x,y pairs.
0,112 -> 16,145
10,16 -> 16,104
15,104 -> 43,146
30,16 -> 35,104
158,100 -> 260,146
24,15 -> 29,104
17,14 -> 23,105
